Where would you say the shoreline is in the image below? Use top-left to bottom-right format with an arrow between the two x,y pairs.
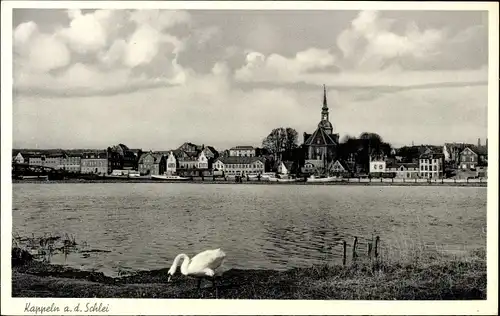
12,178 -> 487,187
12,251 -> 486,299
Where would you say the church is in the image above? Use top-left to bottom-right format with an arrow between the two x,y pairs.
302,85 -> 340,173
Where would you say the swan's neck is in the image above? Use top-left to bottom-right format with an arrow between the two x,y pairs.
169,254 -> 190,275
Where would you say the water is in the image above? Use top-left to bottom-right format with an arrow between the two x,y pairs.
12,183 -> 486,276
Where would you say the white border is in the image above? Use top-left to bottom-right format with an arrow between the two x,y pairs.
1,1 -> 498,315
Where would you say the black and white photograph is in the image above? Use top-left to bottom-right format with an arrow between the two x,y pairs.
1,1 -> 498,315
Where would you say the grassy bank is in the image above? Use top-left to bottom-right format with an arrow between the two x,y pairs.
12,249 -> 486,299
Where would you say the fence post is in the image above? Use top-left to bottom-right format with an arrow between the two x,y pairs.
368,242 -> 372,258
374,236 -> 380,259
352,237 -> 358,262
342,240 -> 347,266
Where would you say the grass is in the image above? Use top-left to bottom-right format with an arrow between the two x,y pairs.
11,241 -> 486,299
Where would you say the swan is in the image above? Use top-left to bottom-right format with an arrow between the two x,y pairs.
167,248 -> 226,295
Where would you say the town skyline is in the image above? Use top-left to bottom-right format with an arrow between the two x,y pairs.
12,9 -> 488,150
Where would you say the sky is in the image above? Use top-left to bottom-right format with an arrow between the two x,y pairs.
12,9 -> 489,151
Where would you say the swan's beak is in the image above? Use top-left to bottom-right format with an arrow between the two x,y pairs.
167,275 -> 172,283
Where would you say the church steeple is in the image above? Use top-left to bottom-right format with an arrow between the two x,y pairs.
322,84 -> 328,111
318,84 -> 333,134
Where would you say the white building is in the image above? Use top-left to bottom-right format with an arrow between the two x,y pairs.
277,161 -> 294,175
81,152 -> 108,175
166,151 -> 177,174
62,154 -> 81,173
13,152 -> 25,164
198,151 -> 208,169
213,156 -> 265,176
369,159 -> 386,174
229,146 -> 256,157
419,152 -> 444,179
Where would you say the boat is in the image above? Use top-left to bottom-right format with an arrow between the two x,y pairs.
20,175 -> 49,180
151,174 -> 189,181
261,172 -> 277,181
306,175 -> 338,183
277,178 -> 297,183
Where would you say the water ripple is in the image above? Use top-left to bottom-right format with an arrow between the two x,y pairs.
12,183 -> 486,276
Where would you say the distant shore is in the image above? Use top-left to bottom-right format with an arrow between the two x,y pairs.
12,249 -> 486,299
12,178 -> 488,187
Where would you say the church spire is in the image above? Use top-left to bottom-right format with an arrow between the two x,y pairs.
322,84 -> 328,110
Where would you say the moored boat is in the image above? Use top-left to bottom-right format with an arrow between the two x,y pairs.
277,177 -> 297,183
306,175 -> 338,183
151,174 -> 189,181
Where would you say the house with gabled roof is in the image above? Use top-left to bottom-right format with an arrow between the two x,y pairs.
328,159 -> 350,176
277,160 -> 298,176
386,162 -> 419,179
138,152 -> 165,176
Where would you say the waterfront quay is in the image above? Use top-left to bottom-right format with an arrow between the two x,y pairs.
12,177 -> 487,187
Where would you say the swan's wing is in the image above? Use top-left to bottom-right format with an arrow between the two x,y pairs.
189,249 -> 226,273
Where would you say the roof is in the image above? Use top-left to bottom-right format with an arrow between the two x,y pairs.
282,161 -> 295,171
328,159 -> 350,171
462,145 -> 488,156
204,146 -> 219,155
386,162 -> 418,169
230,146 -> 255,150
419,152 -> 445,159
82,152 -> 107,159
138,152 -> 164,164
217,156 -> 266,165
304,126 -> 337,146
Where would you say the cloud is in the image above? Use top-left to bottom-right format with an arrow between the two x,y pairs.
235,48 -> 336,82
13,9 -> 192,97
337,11 -> 445,71
14,22 -> 71,73
233,10 -> 486,91
58,9 -> 111,54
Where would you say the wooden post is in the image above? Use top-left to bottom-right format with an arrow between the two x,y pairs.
342,240 -> 347,266
352,236 -> 358,262
368,242 -> 372,258
374,236 -> 380,259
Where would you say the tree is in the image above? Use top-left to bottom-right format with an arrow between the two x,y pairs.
337,132 -> 393,174
262,127 -> 299,160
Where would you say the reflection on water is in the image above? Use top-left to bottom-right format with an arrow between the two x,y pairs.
13,183 -> 486,276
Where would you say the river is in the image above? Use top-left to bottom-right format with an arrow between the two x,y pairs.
12,183 -> 486,276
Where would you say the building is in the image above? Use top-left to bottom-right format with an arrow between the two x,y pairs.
28,155 -> 44,167
138,152 -> 166,176
386,162 -> 419,178
166,152 -> 177,174
277,161 -> 298,176
419,152 -> 444,179
61,153 -> 81,173
13,152 -> 25,164
107,144 -> 140,173
202,146 -> 219,160
458,145 -> 487,171
213,156 -> 266,176
198,151 -> 209,169
369,157 -> 386,174
458,147 -> 478,170
25,153 -> 64,169
177,142 -> 201,153
302,85 -> 339,172
229,146 -> 256,157
81,152 -> 108,175
328,160 -> 350,176
176,152 -> 200,169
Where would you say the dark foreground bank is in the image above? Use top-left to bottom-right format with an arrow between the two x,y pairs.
12,250 -> 486,299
